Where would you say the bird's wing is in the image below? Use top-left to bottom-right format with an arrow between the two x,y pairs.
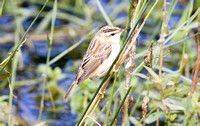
75,39 -> 112,84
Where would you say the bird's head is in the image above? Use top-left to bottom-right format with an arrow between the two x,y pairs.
96,26 -> 127,43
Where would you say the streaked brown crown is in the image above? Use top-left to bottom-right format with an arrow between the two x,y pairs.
98,26 -> 121,34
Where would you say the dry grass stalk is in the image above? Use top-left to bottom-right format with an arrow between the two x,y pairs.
156,0 -> 167,125
79,73 -> 114,125
122,2 -> 138,125
143,41 -> 153,67
142,96 -> 149,118
190,13 -> 200,97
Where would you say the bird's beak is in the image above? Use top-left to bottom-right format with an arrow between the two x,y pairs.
121,28 -> 129,32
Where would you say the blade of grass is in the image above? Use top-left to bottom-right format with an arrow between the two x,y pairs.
157,0 -> 168,124
96,0 -> 113,26
166,0 -> 178,26
104,73 -> 118,124
179,0 -> 193,75
103,62 -> 144,121
38,0 -> 57,121
8,0 -> 24,125
0,0 -> 49,73
122,0 -> 135,44
30,0 -> 83,15
109,86 -> 132,126
57,12 -> 89,26
8,16 -> 20,126
132,0 -> 143,22
0,0 -> 7,17
36,11 -> 52,34
135,32 -> 200,60
112,62 -> 144,102
89,99 -> 108,125
47,0 -> 58,114
164,32 -> 200,49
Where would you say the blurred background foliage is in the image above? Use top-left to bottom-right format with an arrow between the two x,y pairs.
0,0 -> 200,125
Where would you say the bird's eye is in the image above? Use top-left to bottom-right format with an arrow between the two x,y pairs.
111,33 -> 115,36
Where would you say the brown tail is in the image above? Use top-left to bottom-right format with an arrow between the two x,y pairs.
64,81 -> 78,101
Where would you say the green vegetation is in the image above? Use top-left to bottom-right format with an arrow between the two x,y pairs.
0,0 -> 199,125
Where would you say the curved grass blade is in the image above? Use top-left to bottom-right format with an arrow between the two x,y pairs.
96,0 -> 113,26
0,0 -> 49,73
0,0 -> 7,17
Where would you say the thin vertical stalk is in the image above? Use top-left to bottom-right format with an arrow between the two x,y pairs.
8,53 -> 19,126
121,0 -> 144,124
179,0 -> 193,75
190,7 -> 200,98
122,0 -> 135,44
159,0 -> 167,79
8,0 -> 20,125
120,0 -> 135,125
157,0 -> 167,125
38,0 -> 57,121
8,22 -> 20,126
109,86 -> 132,126
104,73 -> 117,125
122,90 -> 129,126
47,0 -> 57,112
96,0 -> 113,26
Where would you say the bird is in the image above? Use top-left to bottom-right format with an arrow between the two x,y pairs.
64,26 -> 127,101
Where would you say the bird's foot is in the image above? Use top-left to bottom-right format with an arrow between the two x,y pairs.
99,90 -> 104,98
113,64 -> 119,72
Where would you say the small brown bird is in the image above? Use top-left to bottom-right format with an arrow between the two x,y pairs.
64,26 -> 126,100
